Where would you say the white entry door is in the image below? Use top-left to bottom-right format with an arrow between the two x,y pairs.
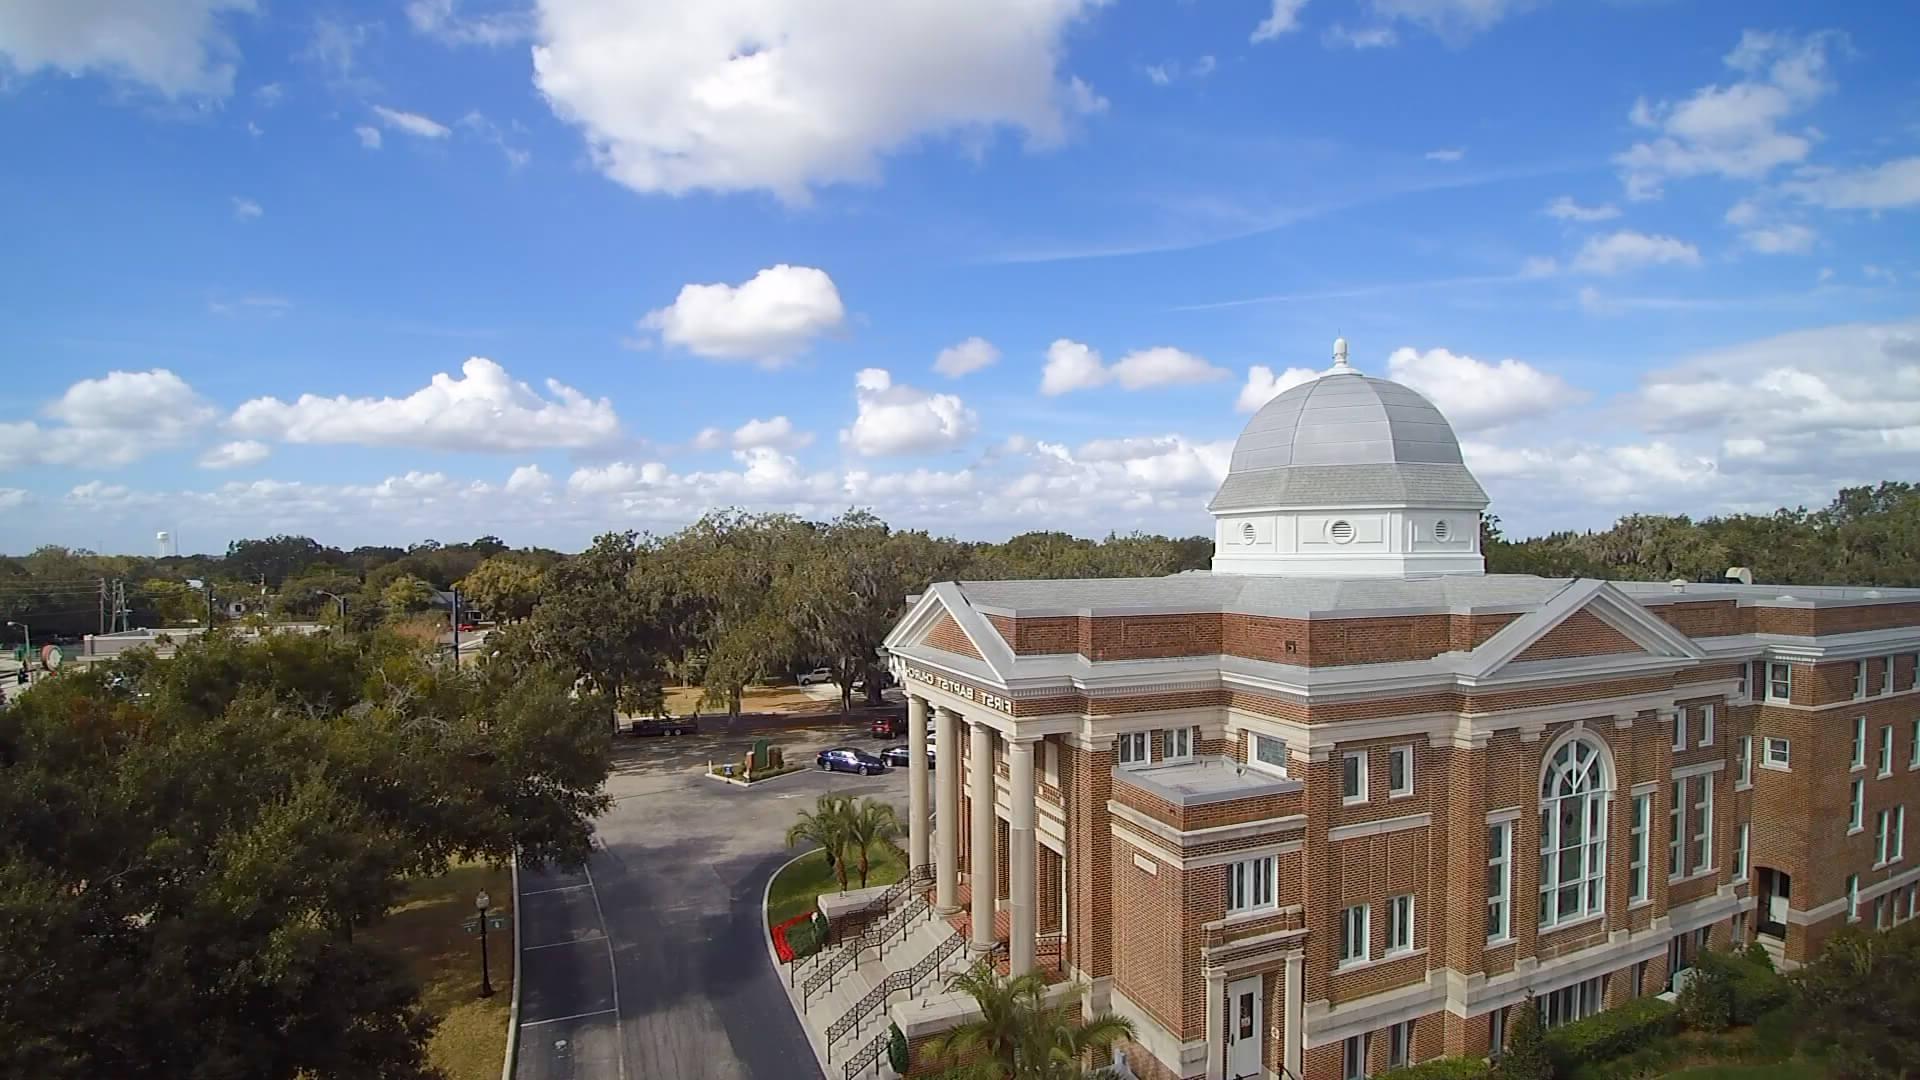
1768,872 -> 1791,925
1226,975 -> 1263,1079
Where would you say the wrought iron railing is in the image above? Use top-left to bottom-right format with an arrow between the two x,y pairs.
834,863 -> 933,943
826,967 -> 910,1056
904,928 -> 966,998
1035,931 -> 1064,973
861,895 -> 930,967
843,1028 -> 891,1079
803,938 -> 862,1012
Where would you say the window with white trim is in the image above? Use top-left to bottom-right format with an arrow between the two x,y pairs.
1876,809 -> 1892,866
1854,660 -> 1868,700
1850,778 -> 1865,832
1767,662 -> 1792,702
1629,793 -> 1651,902
1736,735 -> 1752,788
1880,725 -> 1895,777
1668,780 -> 1684,880
1489,1008 -> 1507,1062
1042,740 -> 1060,787
1734,822 -> 1749,881
1165,725 -> 1194,762
1912,720 -> 1920,769
1700,703 -> 1715,747
1852,716 -> 1867,770
1542,977 -> 1605,1029
1691,776 -> 1713,874
1486,821 -> 1511,942
1894,805 -> 1907,863
1227,856 -> 1277,914
1338,904 -> 1370,966
1736,663 -> 1749,701
1387,1020 -> 1414,1069
1883,656 -> 1894,695
1765,738 -> 1790,769
1386,893 -> 1414,954
1875,895 -> 1889,930
1117,731 -> 1149,768
1389,744 -> 1414,798
1342,751 -> 1368,803
1343,1034 -> 1370,1080
1847,874 -> 1860,922
1539,736 -> 1608,928
1671,710 -> 1687,753
1249,732 -> 1288,777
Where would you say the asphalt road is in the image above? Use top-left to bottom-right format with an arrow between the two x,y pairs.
514,716 -> 910,1080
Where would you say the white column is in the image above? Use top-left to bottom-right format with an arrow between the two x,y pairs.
969,719 -> 999,954
1284,951 -> 1304,1080
1204,968 -> 1227,1080
907,695 -> 930,874
935,706 -> 961,913
1008,735 -> 1039,975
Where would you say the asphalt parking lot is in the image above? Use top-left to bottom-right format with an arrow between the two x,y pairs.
514,715 -> 910,1080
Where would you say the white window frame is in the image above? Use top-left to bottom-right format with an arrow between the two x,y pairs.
1248,732 -> 1289,778
1735,735 -> 1752,789
1847,874 -> 1860,923
1386,893 -> 1415,955
1764,737 -> 1790,770
1668,780 -> 1684,881
1117,730 -> 1149,768
1486,821 -> 1511,943
1343,1034 -> 1370,1080
1912,719 -> 1920,770
1387,1020 -> 1414,1069
1165,725 -> 1194,763
1629,792 -> 1651,903
1766,662 -> 1792,702
1850,778 -> 1865,833
1338,903 -> 1371,967
1691,776 -> 1713,874
1227,856 -> 1277,915
1854,659 -> 1868,700
1699,703 -> 1715,747
1880,724 -> 1895,778
1733,822 -> 1749,882
1852,716 -> 1867,771
1883,656 -> 1895,695
1488,1008 -> 1507,1062
1539,736 -> 1609,928
1875,809 -> 1891,866
1388,744 -> 1414,798
1671,709 -> 1687,753
1342,751 -> 1368,804
1897,806 -> 1907,863
1735,663 -> 1749,702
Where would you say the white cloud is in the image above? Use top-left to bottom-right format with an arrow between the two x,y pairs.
1236,365 -> 1319,413
1385,347 -> 1584,430
1252,0 -> 1309,42
1110,347 -> 1229,390
839,368 -> 977,457
227,357 -> 621,452
1783,156 -> 1920,211
690,427 -> 726,451
1144,55 -> 1216,86
0,0 -> 254,99
731,415 -> 814,451
1366,0 -> 1535,40
504,464 -> 552,496
999,434 -> 1234,518
1741,223 -> 1816,255
198,440 -> 269,469
0,369 -> 214,470
1066,76 -> 1108,116
372,105 -> 452,139
1570,230 -> 1701,275
230,196 -> 262,221
934,336 -> 1001,378
1614,29 -> 1839,200
1425,147 -> 1465,162
1040,339 -> 1107,396
355,124 -> 383,149
641,264 -> 845,366
405,0 -> 531,47
1464,439 -> 1720,503
0,488 -> 25,511
1544,196 -> 1620,222
1322,24 -> 1397,49
530,0 -> 1104,201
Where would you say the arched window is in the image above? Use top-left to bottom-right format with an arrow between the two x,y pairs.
1539,735 -> 1609,929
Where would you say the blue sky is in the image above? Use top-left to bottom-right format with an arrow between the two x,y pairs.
2,0 -> 1918,555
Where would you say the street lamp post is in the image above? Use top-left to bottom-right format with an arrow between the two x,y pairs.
475,890 -> 495,998
5,621 -> 28,685
317,590 -> 347,623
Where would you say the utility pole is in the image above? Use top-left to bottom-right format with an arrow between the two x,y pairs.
449,586 -> 461,667
98,578 -> 106,637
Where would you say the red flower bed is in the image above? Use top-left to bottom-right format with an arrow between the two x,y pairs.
771,912 -> 812,963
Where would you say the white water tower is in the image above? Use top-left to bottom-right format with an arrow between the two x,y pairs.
156,530 -> 175,558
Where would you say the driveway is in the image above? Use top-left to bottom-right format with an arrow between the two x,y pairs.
514,715 -> 910,1080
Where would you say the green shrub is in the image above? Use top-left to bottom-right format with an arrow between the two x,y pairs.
1497,997 -> 1553,1080
1677,957 -> 1734,1031
1378,1057 -> 1491,1080
1545,996 -> 1679,1073
886,1022 -> 907,1074
1726,955 -> 1789,1025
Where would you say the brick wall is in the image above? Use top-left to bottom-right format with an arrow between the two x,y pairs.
926,612 -> 983,659
1513,608 -> 1644,662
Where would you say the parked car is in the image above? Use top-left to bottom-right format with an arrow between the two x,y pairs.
629,715 -> 699,736
816,747 -> 888,775
797,666 -> 836,686
880,744 -> 933,768
870,712 -> 907,738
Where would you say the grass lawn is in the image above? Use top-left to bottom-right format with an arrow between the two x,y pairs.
665,684 -> 844,717
1662,1064 -> 1826,1080
367,860 -> 514,1080
766,845 -> 908,928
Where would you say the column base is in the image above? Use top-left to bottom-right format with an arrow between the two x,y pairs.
969,940 -> 1000,955
935,904 -> 962,916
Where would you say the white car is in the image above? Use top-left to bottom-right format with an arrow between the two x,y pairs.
797,667 -> 836,686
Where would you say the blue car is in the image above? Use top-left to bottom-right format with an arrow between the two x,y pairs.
816,746 -> 888,775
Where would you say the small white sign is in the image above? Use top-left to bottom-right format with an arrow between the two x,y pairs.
1132,853 -> 1158,876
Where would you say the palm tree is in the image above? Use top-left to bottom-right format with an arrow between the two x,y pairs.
923,965 -> 1135,1080
786,794 -> 854,891
843,797 -> 903,888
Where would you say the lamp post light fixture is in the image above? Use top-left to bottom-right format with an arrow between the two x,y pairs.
5,621 -> 28,684
317,590 -> 347,623
475,890 -> 495,998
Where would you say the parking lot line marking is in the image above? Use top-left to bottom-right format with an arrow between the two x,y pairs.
521,883 -> 593,897
519,1008 -> 618,1028
583,861 -> 628,1080
523,935 -> 608,951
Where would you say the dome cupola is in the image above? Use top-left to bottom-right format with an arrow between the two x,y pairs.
1210,339 -> 1488,577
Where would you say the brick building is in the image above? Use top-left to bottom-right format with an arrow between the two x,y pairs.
881,341 -> 1920,1080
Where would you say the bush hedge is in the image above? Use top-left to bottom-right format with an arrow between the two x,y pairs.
1375,1056 -> 1491,1080
1544,996 -> 1679,1073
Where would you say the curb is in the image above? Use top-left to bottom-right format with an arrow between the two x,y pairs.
702,765 -> 812,789
500,852 -> 523,1080
760,849 -> 816,977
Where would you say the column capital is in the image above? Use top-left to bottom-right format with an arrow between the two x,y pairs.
1006,732 -> 1045,747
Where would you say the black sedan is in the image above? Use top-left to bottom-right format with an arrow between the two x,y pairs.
880,744 -> 934,768
629,715 -> 699,736
816,747 -> 888,775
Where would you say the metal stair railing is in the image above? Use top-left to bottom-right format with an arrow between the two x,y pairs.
861,894 -> 930,967
803,938 -> 864,1012
904,928 -> 966,998
843,1028 -> 892,1080
826,968 -> 911,1058
834,863 -> 933,944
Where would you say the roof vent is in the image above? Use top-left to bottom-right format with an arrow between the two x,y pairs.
1863,589 -> 1883,599
1669,579 -> 1688,593
1725,567 -> 1753,586
1329,520 -> 1355,544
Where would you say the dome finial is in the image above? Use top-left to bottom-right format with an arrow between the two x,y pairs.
1328,335 -> 1357,375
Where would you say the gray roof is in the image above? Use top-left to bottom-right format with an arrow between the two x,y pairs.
958,572 -> 1569,618
1211,372 -> 1487,510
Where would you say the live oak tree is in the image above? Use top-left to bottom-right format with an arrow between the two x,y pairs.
457,556 -> 544,623
521,530 -> 667,730
1790,921 -> 1920,1078
0,627 -> 611,1079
